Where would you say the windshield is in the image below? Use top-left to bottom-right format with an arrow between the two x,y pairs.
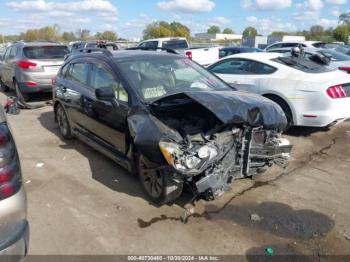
162,40 -> 188,49
118,56 -> 232,103
23,46 -> 69,59
317,50 -> 350,61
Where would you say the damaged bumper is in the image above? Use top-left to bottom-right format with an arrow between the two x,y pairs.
161,127 -> 292,200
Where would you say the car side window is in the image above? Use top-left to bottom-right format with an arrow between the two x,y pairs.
209,59 -> 251,74
210,59 -> 276,75
282,43 -> 297,48
3,47 -> 11,61
91,65 -> 128,103
9,46 -> 18,59
144,41 -> 158,49
66,63 -> 91,85
60,64 -> 70,77
248,61 -> 277,74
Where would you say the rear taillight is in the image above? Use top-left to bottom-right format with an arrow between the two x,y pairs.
16,61 -> 37,70
26,81 -> 37,87
0,124 -> 21,200
326,85 -> 347,99
339,67 -> 350,74
185,51 -> 193,60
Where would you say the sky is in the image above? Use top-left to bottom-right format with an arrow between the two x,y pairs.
0,0 -> 349,40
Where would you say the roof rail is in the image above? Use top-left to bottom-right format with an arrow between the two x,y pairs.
126,47 -> 178,54
77,48 -> 113,56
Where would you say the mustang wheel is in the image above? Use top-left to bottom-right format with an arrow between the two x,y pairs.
137,154 -> 183,205
56,104 -> 73,139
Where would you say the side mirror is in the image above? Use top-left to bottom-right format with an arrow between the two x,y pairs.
95,87 -> 115,101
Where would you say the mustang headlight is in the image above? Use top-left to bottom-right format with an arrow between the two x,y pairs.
159,142 -> 218,172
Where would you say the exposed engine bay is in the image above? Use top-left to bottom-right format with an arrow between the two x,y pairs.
151,93 -> 292,200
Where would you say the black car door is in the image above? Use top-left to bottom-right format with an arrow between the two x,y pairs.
58,61 -> 93,132
86,62 -> 129,154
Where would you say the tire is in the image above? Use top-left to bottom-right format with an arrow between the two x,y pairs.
0,78 -> 9,92
56,104 -> 73,139
14,80 -> 30,102
265,95 -> 293,131
137,154 -> 183,205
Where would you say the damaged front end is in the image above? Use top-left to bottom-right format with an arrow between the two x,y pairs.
129,91 -> 292,201
159,126 -> 291,200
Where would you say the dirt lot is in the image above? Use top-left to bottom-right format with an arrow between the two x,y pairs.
2,93 -> 350,257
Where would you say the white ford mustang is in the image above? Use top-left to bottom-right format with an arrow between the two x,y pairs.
208,52 -> 350,128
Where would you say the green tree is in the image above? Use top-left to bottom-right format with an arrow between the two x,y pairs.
333,25 -> 349,44
222,28 -> 234,34
207,25 -> 221,34
95,31 -> 118,41
243,27 -> 258,38
143,21 -> 190,39
62,32 -> 76,42
270,31 -> 287,37
339,12 -> 350,26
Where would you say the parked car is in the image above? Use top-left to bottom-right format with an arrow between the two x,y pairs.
137,37 -> 219,66
52,48 -> 291,204
208,52 -> 350,128
69,41 -> 119,53
266,47 -> 350,73
0,107 -> 29,258
0,41 -> 69,101
335,45 -> 350,56
219,46 -> 262,59
265,41 -> 326,52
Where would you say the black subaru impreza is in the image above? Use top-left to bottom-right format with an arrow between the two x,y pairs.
52,49 -> 292,204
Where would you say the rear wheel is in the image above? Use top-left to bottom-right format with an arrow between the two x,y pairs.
14,80 -> 30,102
56,104 -> 73,139
137,154 -> 183,205
265,95 -> 293,131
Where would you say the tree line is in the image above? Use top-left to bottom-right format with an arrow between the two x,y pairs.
0,25 -> 118,43
1,12 -> 350,44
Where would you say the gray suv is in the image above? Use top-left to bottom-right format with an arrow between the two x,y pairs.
0,41 -> 69,101
0,107 -> 28,259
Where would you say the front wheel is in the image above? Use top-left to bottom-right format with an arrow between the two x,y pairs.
56,104 -> 73,139
137,154 -> 183,205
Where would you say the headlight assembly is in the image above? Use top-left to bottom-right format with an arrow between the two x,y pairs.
159,141 -> 218,172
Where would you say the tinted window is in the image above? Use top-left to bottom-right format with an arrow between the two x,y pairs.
139,41 -> 158,49
267,43 -> 282,50
281,43 -> 298,48
60,64 -> 70,77
9,46 -> 18,58
3,47 -> 11,60
23,46 -> 69,59
66,63 -> 91,85
91,65 -> 128,102
209,59 -> 276,75
162,40 -> 188,49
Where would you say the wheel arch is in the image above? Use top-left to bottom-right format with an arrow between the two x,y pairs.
262,93 -> 296,124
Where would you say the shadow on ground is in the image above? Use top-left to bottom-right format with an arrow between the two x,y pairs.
208,201 -> 334,240
286,126 -> 331,137
37,110 -> 193,208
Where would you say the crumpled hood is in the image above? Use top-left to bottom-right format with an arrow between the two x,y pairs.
182,91 -> 287,131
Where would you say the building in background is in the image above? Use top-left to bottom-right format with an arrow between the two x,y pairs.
194,33 -> 243,42
242,35 -> 306,49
